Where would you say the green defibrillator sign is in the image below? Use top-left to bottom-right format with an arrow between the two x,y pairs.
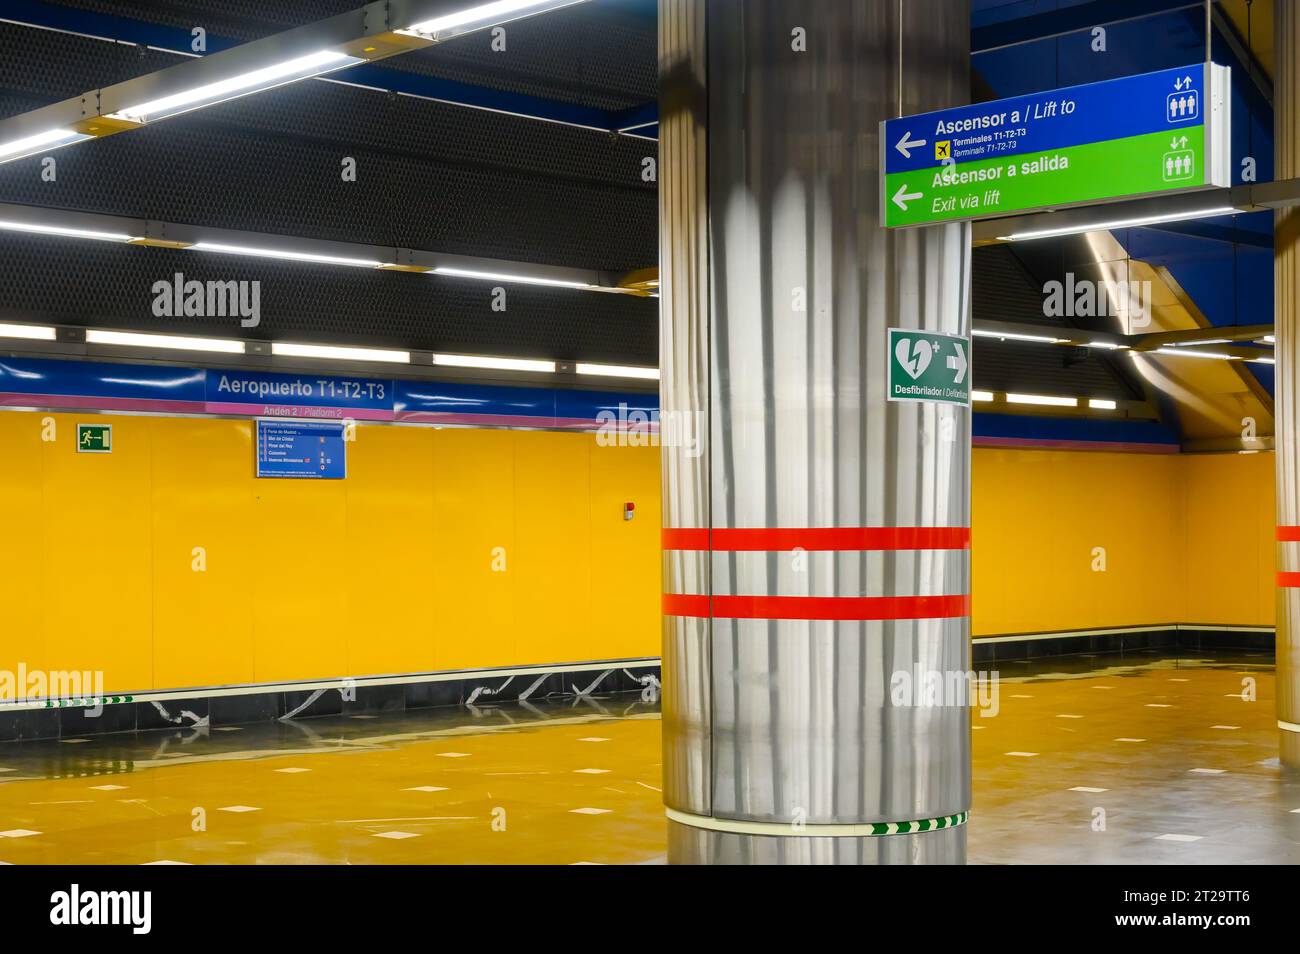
887,329 -> 970,406
77,423 -> 112,453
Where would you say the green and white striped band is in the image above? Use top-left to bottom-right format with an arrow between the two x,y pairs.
666,807 -> 968,837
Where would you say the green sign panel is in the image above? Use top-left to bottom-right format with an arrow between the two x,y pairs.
77,423 -> 112,453
881,63 -> 1230,228
887,329 -> 970,406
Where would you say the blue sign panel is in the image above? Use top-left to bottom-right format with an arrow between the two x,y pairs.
0,356 -> 206,411
255,420 -> 347,479
883,65 -> 1211,177
208,369 -> 393,420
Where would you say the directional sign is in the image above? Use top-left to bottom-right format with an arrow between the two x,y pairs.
76,423 -> 112,453
881,63 -> 1231,228
887,329 -> 970,406
255,420 -> 346,479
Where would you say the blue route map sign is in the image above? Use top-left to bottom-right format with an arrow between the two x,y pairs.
255,420 -> 346,479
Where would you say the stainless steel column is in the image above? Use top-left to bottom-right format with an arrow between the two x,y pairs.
659,0 -> 973,863
1274,0 -> 1300,768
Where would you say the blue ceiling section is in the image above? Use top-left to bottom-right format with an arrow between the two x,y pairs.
972,0 -> 1277,435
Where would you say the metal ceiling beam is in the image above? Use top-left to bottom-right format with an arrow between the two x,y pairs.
972,176 -> 1300,246
0,0 -> 598,163
0,200 -> 650,295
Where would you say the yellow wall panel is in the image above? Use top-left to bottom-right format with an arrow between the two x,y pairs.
40,413 -> 153,693
513,431 -> 592,664
0,411 -> 47,680
149,417 -> 256,689
250,467 -> 349,683
344,425 -> 437,676
589,440 -> 661,660
430,428 -> 517,671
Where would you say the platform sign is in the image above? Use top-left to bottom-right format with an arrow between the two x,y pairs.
887,329 -> 970,406
881,63 -> 1231,228
255,420 -> 346,479
76,423 -> 111,453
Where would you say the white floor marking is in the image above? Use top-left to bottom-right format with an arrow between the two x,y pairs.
1069,786 -> 1108,793
1056,714 -> 1083,719
1224,693 -> 1247,699
142,860 -> 191,865
59,739 -> 90,744
1010,694 -> 1033,699
577,737 -> 610,742
637,782 -> 662,793
273,767 -> 311,774
89,784 -> 127,791
373,831 -> 420,840
1145,703 -> 1173,708
1168,678 -> 1190,682
972,725 -> 986,730
218,805 -> 261,813
1210,725 -> 1240,730
1091,686 -> 1115,690
1291,808 -> 1300,814
570,807 -> 612,815
574,768 -> 610,775
1114,738 -> 1146,743
436,752 -> 471,758
403,786 -> 448,793
1189,768 -> 1226,775
1155,833 -> 1203,842
1005,751 -> 1039,757
0,830 -> 40,838
570,861 -> 604,865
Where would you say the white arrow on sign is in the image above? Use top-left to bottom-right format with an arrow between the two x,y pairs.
892,184 -> 923,211
895,130 -> 927,158
946,341 -> 968,385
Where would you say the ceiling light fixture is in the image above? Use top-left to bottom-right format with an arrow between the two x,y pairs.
998,206 -> 1237,242
86,329 -> 245,354
272,342 -> 410,364
432,353 -> 556,373
1088,398 -> 1118,410
575,363 -> 659,380
1006,393 -> 1079,407
0,322 -> 57,341
0,219 -> 138,243
1152,347 -> 1239,360
432,266 -> 598,290
0,128 -> 93,164
971,390 -> 995,402
107,50 -> 362,124
400,0 -> 590,40
972,329 -> 1065,345
188,241 -> 383,268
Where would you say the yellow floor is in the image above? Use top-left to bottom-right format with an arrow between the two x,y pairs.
1,653 -> 1297,864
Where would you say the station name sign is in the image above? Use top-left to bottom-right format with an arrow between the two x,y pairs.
881,63 -> 1231,228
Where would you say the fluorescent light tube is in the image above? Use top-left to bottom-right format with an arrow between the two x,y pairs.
1088,398 -> 1118,410
1086,341 -> 1127,350
0,322 -> 56,340
1251,357 -> 1276,365
1168,338 -> 1230,346
576,363 -> 660,380
1262,335 -> 1276,344
0,219 -> 137,242
189,241 -> 382,268
999,206 -> 1237,242
87,329 -> 245,354
433,266 -> 597,290
401,0 -> 587,38
272,342 -> 410,364
972,328 -> 1064,344
0,128 -> 93,164
1006,393 -> 1078,407
971,390 -> 994,402
107,51 -> 361,123
1152,347 -> 1239,360
433,353 -> 556,373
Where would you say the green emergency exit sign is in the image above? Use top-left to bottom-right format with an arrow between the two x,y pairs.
77,424 -> 112,453
887,329 -> 970,406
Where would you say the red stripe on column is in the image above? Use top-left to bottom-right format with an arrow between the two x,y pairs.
1278,572 -> 1300,588
1278,527 -> 1300,541
661,527 -> 970,551
662,593 -> 970,620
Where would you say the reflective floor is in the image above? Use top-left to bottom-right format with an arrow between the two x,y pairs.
1,652 -> 1297,864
